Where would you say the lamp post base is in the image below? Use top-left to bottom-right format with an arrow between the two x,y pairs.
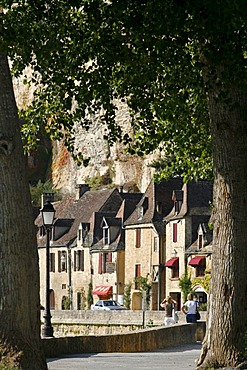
42,310 -> 54,338
42,324 -> 54,338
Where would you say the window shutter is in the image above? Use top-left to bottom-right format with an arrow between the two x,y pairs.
173,223 -> 178,243
81,250 -> 84,271
135,229 -> 141,248
49,253 -> 55,272
51,253 -> 55,272
108,252 -> 112,262
74,251 -> 77,271
98,253 -> 103,274
58,251 -> 61,272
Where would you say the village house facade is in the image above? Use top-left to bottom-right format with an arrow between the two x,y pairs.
164,181 -> 213,309
124,178 -> 183,310
37,186 -> 143,310
36,179 -> 213,312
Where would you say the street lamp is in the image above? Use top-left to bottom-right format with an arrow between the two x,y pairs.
171,249 -> 178,258
40,200 -> 55,337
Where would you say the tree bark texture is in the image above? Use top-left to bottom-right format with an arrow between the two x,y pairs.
0,55 -> 47,369
197,84 -> 247,368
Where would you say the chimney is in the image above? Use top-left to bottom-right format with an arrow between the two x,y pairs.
76,184 -> 90,200
41,193 -> 55,207
119,185 -> 124,193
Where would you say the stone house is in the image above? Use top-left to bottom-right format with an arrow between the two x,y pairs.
164,181 -> 213,310
89,192 -> 143,304
37,179 -> 213,312
36,185 -> 132,310
36,186 -> 142,310
124,178 -> 183,311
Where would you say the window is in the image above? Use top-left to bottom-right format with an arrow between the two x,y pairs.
171,265 -> 179,279
135,229 -> 141,248
74,250 -> 84,271
98,252 -> 112,274
154,237 -> 158,252
49,253 -> 55,272
156,201 -> 162,213
138,206 -> 144,220
173,223 -> 178,243
58,251 -> 67,272
103,227 -> 110,245
175,201 -> 180,214
39,226 -> 46,238
196,264 -> 206,277
78,223 -> 89,244
135,264 -> 141,289
78,229 -> 82,241
198,235 -> 203,249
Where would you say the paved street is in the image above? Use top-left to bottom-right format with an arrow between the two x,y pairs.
47,342 -> 202,370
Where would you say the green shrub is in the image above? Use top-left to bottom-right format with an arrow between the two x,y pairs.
123,282 -> 132,309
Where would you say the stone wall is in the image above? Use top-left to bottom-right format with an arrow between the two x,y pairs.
42,322 -> 206,358
45,309 -> 207,337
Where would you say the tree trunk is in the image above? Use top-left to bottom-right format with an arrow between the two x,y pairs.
197,85 -> 247,368
0,55 -> 47,369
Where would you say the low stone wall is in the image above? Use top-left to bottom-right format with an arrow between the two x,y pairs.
42,322 -> 206,358
49,309 -> 207,326
46,309 -> 206,337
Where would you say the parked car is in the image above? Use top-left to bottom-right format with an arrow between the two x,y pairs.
91,300 -> 128,311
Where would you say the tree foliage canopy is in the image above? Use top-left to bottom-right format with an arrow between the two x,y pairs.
4,0 -> 241,179
1,2 -> 247,368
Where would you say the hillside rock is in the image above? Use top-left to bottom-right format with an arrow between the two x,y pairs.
13,72 -> 156,194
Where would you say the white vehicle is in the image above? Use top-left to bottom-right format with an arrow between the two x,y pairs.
90,300 -> 128,311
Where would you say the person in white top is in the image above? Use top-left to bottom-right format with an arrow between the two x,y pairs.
182,293 -> 198,323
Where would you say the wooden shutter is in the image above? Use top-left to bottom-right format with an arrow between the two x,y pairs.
135,229 -> 141,248
81,250 -> 84,271
49,253 -> 55,272
98,253 -> 103,274
74,251 -> 77,271
58,251 -> 61,272
108,252 -> 112,262
173,223 -> 178,243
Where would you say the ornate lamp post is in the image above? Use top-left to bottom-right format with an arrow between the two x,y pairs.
40,200 -> 55,337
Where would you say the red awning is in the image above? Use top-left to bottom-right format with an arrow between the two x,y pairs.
188,256 -> 206,266
165,257 -> 179,268
92,285 -> 113,296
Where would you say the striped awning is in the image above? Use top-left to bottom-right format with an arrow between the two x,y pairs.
92,285 -> 113,296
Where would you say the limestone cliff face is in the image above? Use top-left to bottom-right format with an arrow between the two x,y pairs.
52,124 -> 155,195
13,72 -> 155,194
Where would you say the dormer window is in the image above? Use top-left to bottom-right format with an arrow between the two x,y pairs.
78,223 -> 89,245
172,190 -> 183,215
198,234 -> 203,249
138,206 -> 144,220
156,202 -> 162,214
103,227 -> 110,245
39,226 -> 46,238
